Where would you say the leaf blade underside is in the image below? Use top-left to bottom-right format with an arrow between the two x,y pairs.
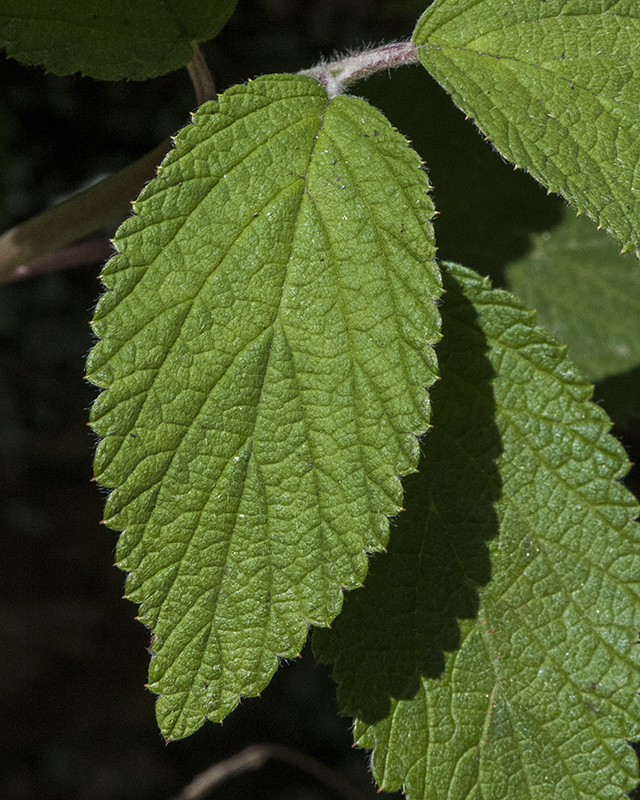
317,262 -> 640,800
413,0 -> 640,253
86,74 -> 442,739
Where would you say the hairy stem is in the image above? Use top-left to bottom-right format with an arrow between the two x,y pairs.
0,41 -> 405,284
299,41 -> 420,98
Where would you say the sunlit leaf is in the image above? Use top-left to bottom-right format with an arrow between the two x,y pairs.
413,0 -> 640,253
86,74 -> 442,739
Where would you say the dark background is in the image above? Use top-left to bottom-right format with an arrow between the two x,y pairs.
1,1 -> 639,798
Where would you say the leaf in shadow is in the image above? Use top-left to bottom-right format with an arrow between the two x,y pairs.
354,264 -> 640,799
313,265 -> 502,723
506,209 -> 640,383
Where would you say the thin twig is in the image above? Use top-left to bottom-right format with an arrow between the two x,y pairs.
0,138 -> 171,284
4,238 -> 113,282
168,743 -> 372,800
187,42 -> 217,105
0,42 -> 217,285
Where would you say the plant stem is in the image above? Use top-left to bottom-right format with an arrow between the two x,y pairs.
0,138 -> 171,284
0,43 -> 216,285
0,41 -> 407,284
4,239 -> 113,282
168,743 -> 372,800
187,42 -> 217,105
299,41 -> 420,97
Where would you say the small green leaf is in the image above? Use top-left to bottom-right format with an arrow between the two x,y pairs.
317,262 -> 640,799
0,0 -> 238,80
86,74 -> 441,739
506,209 -> 640,382
413,0 -> 640,253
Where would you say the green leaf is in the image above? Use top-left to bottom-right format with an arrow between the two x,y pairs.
0,0 -> 238,80
316,262 -> 640,799
413,0 -> 640,254
506,208 -> 640,382
86,74 -> 442,740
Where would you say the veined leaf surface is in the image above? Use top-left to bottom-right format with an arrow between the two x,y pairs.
86,74 -> 441,739
413,0 -> 640,253
316,262 -> 640,799
0,0 -> 238,80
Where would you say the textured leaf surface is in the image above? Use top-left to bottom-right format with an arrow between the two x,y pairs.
413,0 -> 640,253
506,209 -> 640,382
0,0 -> 238,80
86,74 -> 441,739
316,262 -> 640,799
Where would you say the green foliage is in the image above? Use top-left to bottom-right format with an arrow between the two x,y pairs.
413,0 -> 640,253
3,0 -> 640,795
0,0 -> 238,79
506,208 -> 640,382
318,262 -> 640,799
86,74 -> 441,739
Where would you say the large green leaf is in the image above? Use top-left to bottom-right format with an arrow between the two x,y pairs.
413,0 -> 640,254
506,208 -> 640,382
0,0 -> 238,80
86,74 -> 442,739
315,262 -> 640,799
